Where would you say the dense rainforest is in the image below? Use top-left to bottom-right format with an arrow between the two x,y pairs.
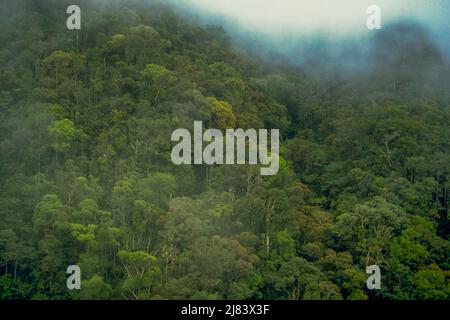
0,0 -> 449,300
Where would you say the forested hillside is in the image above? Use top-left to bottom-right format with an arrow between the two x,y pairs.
0,0 -> 449,300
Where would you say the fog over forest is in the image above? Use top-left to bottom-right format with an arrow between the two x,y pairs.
169,0 -> 450,68
0,0 -> 448,301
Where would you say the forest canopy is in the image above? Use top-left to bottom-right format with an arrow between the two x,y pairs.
0,0 -> 449,300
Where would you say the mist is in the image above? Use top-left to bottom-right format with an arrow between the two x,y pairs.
171,0 -> 442,35
167,0 -> 450,74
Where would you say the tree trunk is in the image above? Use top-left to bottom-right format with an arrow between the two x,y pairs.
13,262 -> 17,282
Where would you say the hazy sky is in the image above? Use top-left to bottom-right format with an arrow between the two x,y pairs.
171,0 -> 449,36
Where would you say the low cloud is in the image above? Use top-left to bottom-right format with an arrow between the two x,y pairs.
171,0 -> 447,36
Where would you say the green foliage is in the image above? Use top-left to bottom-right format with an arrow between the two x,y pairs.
48,119 -> 76,152
0,0 -> 448,300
